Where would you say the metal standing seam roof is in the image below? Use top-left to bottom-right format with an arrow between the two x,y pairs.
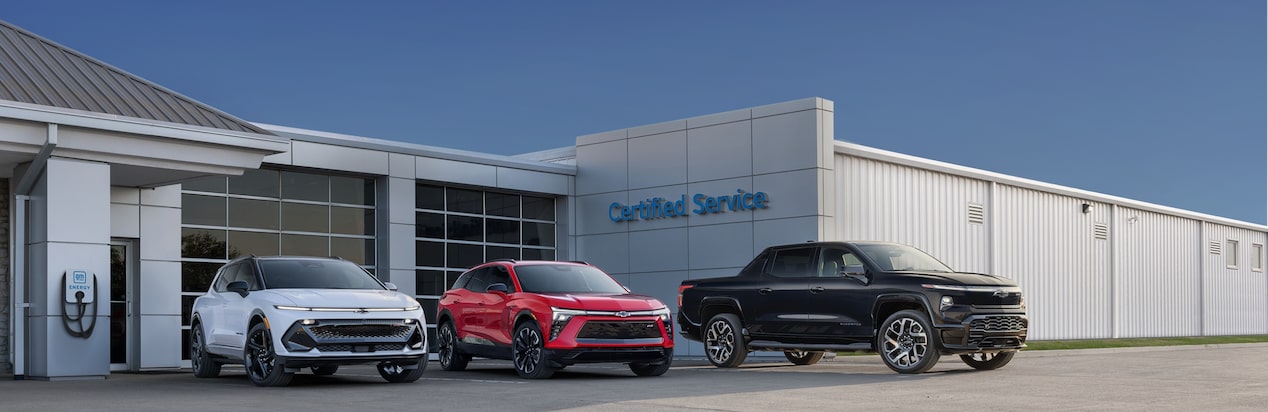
0,19 -> 271,135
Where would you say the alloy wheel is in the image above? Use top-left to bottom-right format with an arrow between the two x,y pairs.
705,319 -> 735,363
881,317 -> 928,368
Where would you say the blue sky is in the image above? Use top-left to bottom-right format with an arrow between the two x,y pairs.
5,1 -> 1265,224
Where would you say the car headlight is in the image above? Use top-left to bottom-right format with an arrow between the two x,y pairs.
550,307 -> 585,340
652,307 -> 672,335
939,296 -> 954,311
273,305 -> 421,312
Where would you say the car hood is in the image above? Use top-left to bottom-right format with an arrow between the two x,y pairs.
894,271 -> 1020,288
262,289 -> 418,308
536,293 -> 666,311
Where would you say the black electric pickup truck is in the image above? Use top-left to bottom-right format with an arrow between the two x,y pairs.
677,241 -> 1028,373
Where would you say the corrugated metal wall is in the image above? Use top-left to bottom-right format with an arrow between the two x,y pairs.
994,185 -> 1113,340
1115,207 -> 1202,338
836,155 -> 991,273
836,152 -> 1267,341
1201,223 -> 1268,335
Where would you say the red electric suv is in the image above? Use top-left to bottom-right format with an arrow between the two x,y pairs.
436,260 -> 674,379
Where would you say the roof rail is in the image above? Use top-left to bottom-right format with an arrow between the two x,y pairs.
568,260 -> 590,265
490,258 -> 517,263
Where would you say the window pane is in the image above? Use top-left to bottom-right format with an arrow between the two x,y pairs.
1254,244 -> 1264,270
447,243 -> 483,269
416,212 -> 444,238
521,248 -> 554,261
447,215 -> 482,241
182,176 -> 225,193
228,169 -> 279,198
486,246 -> 519,261
229,231 -> 279,257
331,237 -> 374,265
331,206 -> 374,235
523,222 -> 555,247
416,184 -> 444,210
281,202 -> 328,233
416,269 -> 445,296
446,188 -> 482,214
419,298 -> 439,325
182,295 -> 197,326
416,241 -> 444,267
182,228 -> 226,259
280,233 -> 326,256
182,262 -> 221,292
331,176 -> 375,205
281,171 -> 328,202
486,193 -> 519,218
486,219 -> 520,245
182,194 -> 225,226
228,198 -> 279,230
523,196 -> 555,221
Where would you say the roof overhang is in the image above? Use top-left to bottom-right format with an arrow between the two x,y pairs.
1,100 -> 289,187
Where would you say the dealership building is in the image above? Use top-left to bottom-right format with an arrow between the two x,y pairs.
2,20 -> 1266,380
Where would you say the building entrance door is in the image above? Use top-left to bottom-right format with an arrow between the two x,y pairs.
109,239 -> 138,371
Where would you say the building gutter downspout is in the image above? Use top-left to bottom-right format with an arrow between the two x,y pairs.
10,124 -> 57,379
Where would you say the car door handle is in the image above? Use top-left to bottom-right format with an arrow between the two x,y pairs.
758,288 -> 774,295
810,287 -> 825,293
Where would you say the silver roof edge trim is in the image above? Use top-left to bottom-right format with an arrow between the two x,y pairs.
255,123 -> 576,176
835,141 -> 1267,232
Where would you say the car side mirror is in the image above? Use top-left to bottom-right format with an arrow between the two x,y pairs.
486,283 -> 509,295
383,282 -> 398,291
226,280 -> 250,297
841,265 -> 869,285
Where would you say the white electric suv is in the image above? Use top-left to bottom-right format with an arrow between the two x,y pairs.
189,256 -> 428,386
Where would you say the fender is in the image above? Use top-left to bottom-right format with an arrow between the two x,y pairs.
697,296 -> 745,325
873,293 -> 937,324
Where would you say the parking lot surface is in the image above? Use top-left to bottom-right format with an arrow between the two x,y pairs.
3,343 -> 1266,411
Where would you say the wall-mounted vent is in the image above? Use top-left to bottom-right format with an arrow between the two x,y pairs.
968,203 -> 984,224
1209,241 -> 1222,255
1093,223 -> 1108,240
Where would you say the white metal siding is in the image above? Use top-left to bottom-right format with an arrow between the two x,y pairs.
995,185 -> 1112,340
1201,223 -> 1268,335
1115,207 -> 1202,338
835,154 -> 991,273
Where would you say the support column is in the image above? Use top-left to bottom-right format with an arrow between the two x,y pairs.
26,157 -> 111,380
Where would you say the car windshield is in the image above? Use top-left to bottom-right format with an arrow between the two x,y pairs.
258,259 -> 386,290
514,264 -> 629,294
855,244 -> 954,273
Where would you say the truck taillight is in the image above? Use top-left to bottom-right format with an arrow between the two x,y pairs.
677,284 -> 693,308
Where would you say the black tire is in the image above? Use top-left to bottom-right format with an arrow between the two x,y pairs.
189,322 -> 221,378
960,351 -> 1015,370
438,321 -> 470,371
784,350 -> 826,366
378,356 -> 427,383
629,349 -> 673,377
877,309 -> 941,374
244,322 -> 294,386
704,313 -> 747,368
512,321 -> 555,379
310,365 -> 338,376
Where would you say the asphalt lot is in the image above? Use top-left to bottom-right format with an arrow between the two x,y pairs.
3,343 -> 1266,411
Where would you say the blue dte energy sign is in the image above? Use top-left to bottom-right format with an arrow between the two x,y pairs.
609,189 -> 769,222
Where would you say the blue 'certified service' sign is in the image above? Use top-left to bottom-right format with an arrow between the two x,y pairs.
609,189 -> 769,222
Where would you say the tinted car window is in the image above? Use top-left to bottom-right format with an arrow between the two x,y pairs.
212,264 -> 237,292
818,248 -> 863,277
739,251 -> 770,276
769,248 -> 816,278
514,264 -> 627,294
463,268 -> 491,292
258,259 -> 385,289
855,244 -> 953,272
489,266 -> 514,291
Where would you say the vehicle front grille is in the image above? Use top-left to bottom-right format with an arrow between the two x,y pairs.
308,324 -> 414,340
316,343 -> 406,352
969,316 -> 1027,332
283,320 -> 422,352
576,321 -> 662,340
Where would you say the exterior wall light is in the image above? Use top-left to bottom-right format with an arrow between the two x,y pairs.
1081,203 -> 1093,214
